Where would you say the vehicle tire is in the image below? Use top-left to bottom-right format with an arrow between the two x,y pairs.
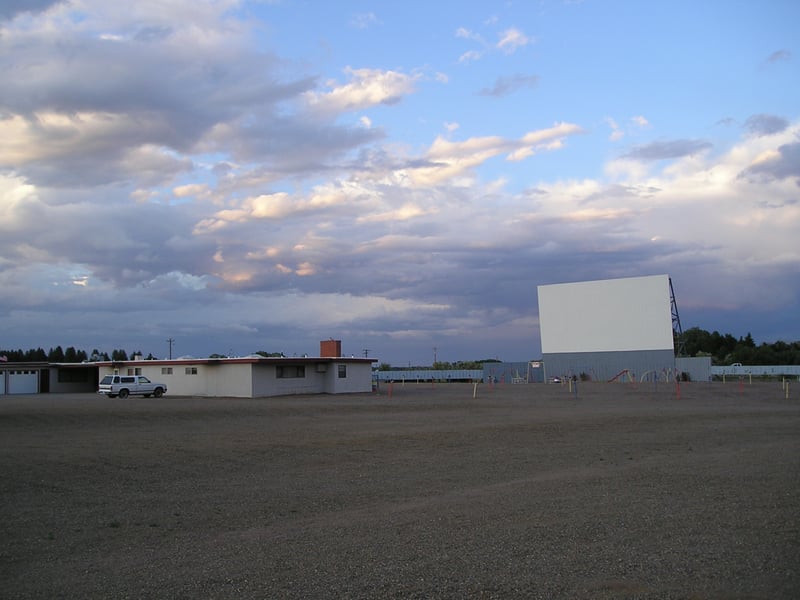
119,389 -> 129,399
153,388 -> 164,398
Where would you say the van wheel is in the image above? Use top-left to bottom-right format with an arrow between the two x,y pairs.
119,389 -> 129,399
154,388 -> 164,398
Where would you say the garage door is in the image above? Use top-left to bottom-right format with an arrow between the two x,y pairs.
8,370 -> 39,394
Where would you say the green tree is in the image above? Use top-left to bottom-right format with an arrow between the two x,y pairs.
682,327 -> 711,358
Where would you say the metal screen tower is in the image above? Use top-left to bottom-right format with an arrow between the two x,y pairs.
669,277 -> 685,356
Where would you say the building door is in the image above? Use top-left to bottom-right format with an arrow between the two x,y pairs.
8,370 -> 39,394
40,369 -> 50,393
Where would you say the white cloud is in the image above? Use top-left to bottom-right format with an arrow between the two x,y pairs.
0,0 -> 797,362
606,117 -> 624,141
350,12 -> 379,29
496,28 -> 531,53
456,27 -> 484,43
304,67 -> 418,113
459,50 -> 483,63
404,122 -> 583,185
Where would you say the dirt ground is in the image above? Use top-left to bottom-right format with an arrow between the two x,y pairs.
1,381 -> 798,599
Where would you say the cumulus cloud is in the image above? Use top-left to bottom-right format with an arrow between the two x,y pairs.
740,142 -> 800,183
0,0 -> 797,363
0,1 -> 398,192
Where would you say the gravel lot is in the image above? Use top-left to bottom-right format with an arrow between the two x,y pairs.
1,381 -> 798,599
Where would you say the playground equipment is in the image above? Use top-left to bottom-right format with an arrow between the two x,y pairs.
608,369 -> 634,383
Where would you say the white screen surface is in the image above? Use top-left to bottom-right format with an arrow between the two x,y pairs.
537,275 -> 674,353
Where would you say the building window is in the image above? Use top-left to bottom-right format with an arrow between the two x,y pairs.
276,365 -> 305,379
185,367 -> 198,375
161,367 -> 173,375
126,368 -> 142,375
338,364 -> 347,378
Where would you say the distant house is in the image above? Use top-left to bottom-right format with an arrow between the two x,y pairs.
1,341 -> 376,398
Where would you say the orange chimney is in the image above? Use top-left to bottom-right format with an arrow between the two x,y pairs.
320,339 -> 341,357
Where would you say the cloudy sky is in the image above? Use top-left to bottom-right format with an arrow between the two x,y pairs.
1,0 -> 798,365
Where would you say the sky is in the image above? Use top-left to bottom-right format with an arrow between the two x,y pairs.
1,0 -> 798,366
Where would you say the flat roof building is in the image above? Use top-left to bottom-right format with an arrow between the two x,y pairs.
1,341 -> 376,398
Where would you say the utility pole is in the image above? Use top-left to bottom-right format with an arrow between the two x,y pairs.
433,346 -> 437,367
167,338 -> 174,360
362,349 -> 370,358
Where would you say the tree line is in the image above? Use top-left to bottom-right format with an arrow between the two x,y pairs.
0,347 -> 149,363
680,327 -> 799,365
0,347 -> 286,362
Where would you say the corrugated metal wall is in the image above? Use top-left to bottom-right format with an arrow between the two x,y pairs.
676,356 -> 712,382
542,349 -> 676,382
374,369 -> 483,382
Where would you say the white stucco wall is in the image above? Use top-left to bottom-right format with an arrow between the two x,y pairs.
326,361 -> 374,393
252,363 -> 326,397
98,363 -> 253,397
